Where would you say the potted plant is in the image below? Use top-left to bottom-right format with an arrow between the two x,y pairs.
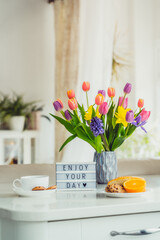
0,93 -> 35,131
0,94 -> 11,129
50,82 -> 151,184
26,104 -> 50,130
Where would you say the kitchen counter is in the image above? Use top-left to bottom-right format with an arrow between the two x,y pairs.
0,175 -> 160,222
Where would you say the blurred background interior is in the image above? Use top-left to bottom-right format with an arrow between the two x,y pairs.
0,0 -> 160,165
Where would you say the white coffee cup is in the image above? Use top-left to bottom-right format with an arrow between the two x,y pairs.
13,175 -> 49,191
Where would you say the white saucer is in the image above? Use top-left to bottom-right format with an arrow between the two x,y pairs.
99,188 -> 151,198
13,187 -> 56,198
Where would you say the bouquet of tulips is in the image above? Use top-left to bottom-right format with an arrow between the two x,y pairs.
51,82 -> 151,153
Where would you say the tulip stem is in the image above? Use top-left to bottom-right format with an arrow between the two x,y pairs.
86,92 -> 89,109
101,134 -> 110,151
121,93 -> 126,107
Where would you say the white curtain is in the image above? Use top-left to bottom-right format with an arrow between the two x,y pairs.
62,0 -> 115,162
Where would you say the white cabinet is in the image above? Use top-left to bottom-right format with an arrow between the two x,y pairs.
48,220 -> 81,240
82,212 -> 160,240
2,212 -> 160,240
0,130 -> 38,164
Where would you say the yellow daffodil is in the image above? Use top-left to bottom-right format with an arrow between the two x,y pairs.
96,107 -> 101,118
115,106 -> 130,127
84,106 -> 93,120
84,106 -> 101,121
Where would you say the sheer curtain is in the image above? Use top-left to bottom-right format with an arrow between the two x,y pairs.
53,0 -> 136,163
62,0 -> 115,162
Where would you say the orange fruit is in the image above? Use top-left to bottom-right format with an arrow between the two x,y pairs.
107,176 -> 144,186
123,178 -> 146,193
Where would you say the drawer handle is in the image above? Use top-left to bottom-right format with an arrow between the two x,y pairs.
110,227 -> 160,237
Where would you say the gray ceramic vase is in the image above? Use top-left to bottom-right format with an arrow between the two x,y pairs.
93,151 -> 118,184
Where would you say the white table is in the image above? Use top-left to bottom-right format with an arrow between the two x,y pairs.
0,130 -> 38,164
0,175 -> 160,240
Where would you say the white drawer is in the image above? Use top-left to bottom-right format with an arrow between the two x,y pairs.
82,212 -> 160,240
48,219 -> 81,240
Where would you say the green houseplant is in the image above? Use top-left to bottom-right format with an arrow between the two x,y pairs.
0,93 -> 35,131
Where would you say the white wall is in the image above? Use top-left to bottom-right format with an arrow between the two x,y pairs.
0,0 -> 55,163
0,0 -> 159,163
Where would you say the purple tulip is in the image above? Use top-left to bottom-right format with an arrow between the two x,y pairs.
98,90 -> 106,98
126,110 -> 134,123
124,83 -> 132,94
65,110 -> 72,120
53,100 -> 63,111
99,102 -> 109,115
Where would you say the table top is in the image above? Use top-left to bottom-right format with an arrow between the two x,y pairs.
0,175 -> 160,222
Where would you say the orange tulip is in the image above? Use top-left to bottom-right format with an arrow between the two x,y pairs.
82,81 -> 90,92
95,93 -> 104,105
67,89 -> 75,99
138,99 -> 144,108
68,98 -> 78,110
107,87 -> 115,98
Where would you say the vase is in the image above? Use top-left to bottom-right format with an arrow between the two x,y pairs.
8,116 -> 25,131
93,151 -> 118,184
27,111 -> 40,130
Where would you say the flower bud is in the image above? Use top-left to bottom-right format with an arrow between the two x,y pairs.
68,98 -> 78,110
67,89 -> 75,99
126,110 -> 134,123
98,90 -> 106,98
138,98 -> 144,108
124,83 -> 132,94
118,96 -> 128,109
140,108 -> 151,122
64,110 -> 72,120
82,81 -> 90,92
107,87 -> 115,98
95,93 -> 104,105
99,102 -> 109,115
53,99 -> 63,111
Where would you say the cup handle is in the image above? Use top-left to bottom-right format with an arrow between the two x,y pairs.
13,179 -> 21,190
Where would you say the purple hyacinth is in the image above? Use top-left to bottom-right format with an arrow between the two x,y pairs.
131,115 -> 147,133
90,117 -> 104,137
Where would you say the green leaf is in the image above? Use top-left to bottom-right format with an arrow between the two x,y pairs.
95,135 -> 103,153
50,113 -> 75,134
59,134 -> 77,152
74,127 -> 97,150
74,123 -> 94,141
78,104 -> 86,123
111,136 -> 126,151
112,117 -> 116,129
126,125 -> 136,137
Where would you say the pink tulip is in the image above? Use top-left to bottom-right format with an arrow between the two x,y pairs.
140,108 -> 151,122
99,102 -> 109,115
68,98 -> 78,110
118,97 -> 128,109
